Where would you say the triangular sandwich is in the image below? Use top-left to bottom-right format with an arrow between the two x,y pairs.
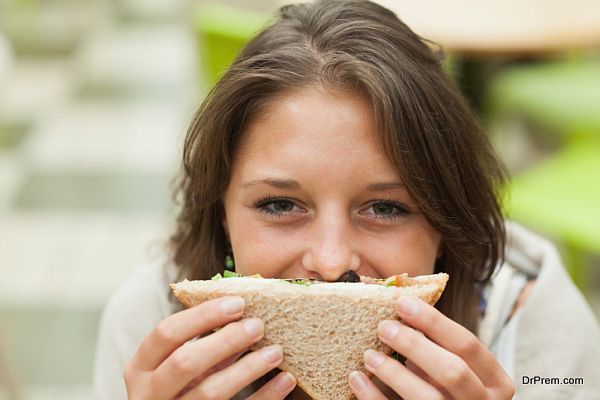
171,272 -> 448,400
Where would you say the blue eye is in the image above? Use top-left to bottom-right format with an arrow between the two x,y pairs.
365,200 -> 410,221
373,202 -> 397,215
254,196 -> 300,217
263,200 -> 294,213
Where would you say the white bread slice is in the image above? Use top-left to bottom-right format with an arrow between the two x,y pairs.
171,273 -> 448,400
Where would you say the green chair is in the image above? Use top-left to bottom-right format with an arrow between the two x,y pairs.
486,61 -> 600,141
486,60 -> 600,291
193,3 -> 270,91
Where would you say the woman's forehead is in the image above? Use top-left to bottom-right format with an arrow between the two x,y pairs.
229,91 -> 402,186
240,86 -> 377,148
249,85 -> 372,127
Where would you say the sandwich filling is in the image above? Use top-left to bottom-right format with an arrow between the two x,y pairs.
211,270 -> 419,287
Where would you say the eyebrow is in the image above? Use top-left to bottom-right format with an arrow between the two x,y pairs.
242,178 -> 301,189
241,178 -> 405,191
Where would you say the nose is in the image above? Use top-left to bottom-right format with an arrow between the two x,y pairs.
302,209 -> 360,281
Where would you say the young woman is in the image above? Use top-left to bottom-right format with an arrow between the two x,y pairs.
94,1 -> 600,399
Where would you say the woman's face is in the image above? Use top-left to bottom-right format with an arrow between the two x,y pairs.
222,86 -> 441,281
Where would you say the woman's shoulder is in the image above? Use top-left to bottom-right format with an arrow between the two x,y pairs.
94,258 -> 180,399
492,222 -> 599,331
488,222 -> 600,398
97,257 -> 179,349
503,222 -> 596,322
480,221 -> 600,354
103,260 -> 175,330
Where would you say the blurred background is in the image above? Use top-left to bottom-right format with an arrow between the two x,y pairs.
0,0 -> 599,398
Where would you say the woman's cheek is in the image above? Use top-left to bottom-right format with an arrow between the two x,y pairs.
362,234 -> 438,277
234,227 -> 298,276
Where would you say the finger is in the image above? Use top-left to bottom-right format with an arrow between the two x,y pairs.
405,359 -> 436,386
348,371 -> 387,400
212,350 -> 247,371
175,350 -> 248,397
189,350 -> 248,387
247,371 -> 297,400
363,350 -> 446,400
378,320 -> 486,399
152,318 -> 264,399
131,296 -> 246,370
395,297 -> 507,386
405,359 -> 452,398
180,345 -> 285,400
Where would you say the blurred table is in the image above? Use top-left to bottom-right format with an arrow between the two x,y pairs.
374,0 -> 600,57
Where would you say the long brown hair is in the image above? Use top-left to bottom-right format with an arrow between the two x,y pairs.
170,0 -> 507,333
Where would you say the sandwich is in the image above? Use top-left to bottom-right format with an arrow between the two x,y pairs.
171,271 -> 448,400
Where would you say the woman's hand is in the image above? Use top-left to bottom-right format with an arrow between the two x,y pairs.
349,297 -> 515,400
124,296 -> 296,400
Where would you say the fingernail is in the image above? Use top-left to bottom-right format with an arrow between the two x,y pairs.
364,349 -> 385,370
243,318 -> 264,337
220,297 -> 245,314
260,345 -> 283,363
274,372 -> 296,392
379,320 -> 401,340
349,371 -> 368,392
397,297 -> 419,316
